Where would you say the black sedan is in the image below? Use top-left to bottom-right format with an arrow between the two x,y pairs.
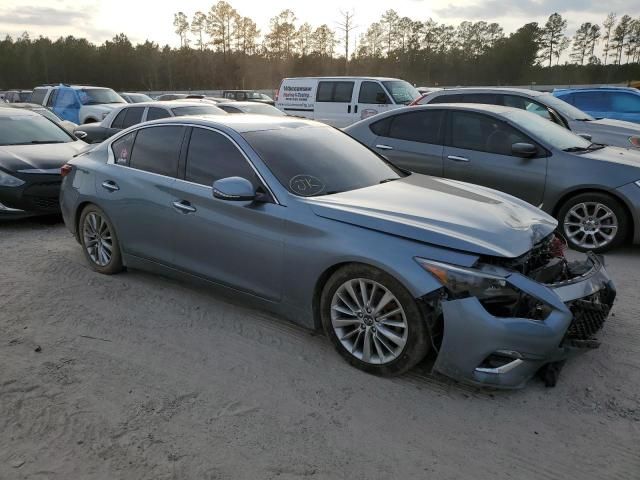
0,109 -> 85,218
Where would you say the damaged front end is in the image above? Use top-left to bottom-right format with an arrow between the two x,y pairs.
418,234 -> 616,389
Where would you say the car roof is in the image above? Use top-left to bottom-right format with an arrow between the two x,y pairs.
0,107 -> 39,117
219,102 -> 274,107
145,114 -> 321,133
282,76 -> 403,82
0,103 -> 43,109
554,86 -> 639,93
432,87 -> 544,97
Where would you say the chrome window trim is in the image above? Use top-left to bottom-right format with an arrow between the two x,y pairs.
16,168 -> 61,174
106,123 -> 280,205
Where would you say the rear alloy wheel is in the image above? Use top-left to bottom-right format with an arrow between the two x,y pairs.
558,193 -> 629,253
321,264 -> 430,376
80,205 -> 123,274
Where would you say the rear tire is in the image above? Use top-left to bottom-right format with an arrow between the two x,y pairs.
557,192 -> 629,253
79,205 -> 123,274
320,264 -> 430,376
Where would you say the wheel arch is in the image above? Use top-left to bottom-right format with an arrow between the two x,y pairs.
312,262 -> 354,330
551,187 -> 635,242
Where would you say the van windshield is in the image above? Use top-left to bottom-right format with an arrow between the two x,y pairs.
79,88 -> 126,105
382,81 -> 421,105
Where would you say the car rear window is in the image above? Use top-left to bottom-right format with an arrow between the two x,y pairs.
171,106 -> 225,116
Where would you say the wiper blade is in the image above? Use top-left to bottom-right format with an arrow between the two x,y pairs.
9,140 -> 66,145
379,178 -> 399,184
563,146 -> 588,152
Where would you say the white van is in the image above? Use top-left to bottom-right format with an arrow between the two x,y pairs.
275,77 -> 421,127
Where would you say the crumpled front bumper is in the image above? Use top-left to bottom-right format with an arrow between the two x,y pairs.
432,254 -> 615,389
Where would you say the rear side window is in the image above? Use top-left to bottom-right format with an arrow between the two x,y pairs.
185,128 -> 259,188
449,111 -> 530,156
129,126 -> 184,177
370,117 -> 392,136
111,132 -> 136,165
122,107 -> 144,128
387,110 -> 444,144
31,88 -> 48,105
146,107 -> 171,121
111,109 -> 127,129
358,82 -> 389,104
316,81 -> 354,103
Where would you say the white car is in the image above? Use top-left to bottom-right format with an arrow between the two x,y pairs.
275,76 -> 421,127
30,84 -> 126,124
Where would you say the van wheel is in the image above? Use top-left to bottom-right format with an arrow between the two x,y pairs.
557,192 -> 629,253
320,264 -> 430,376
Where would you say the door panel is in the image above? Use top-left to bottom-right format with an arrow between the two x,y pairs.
314,81 -> 356,127
171,182 -> 285,301
374,137 -> 444,177
97,166 -> 178,265
356,80 -> 393,121
443,111 -> 547,205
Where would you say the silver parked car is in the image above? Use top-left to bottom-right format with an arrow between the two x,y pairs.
413,87 -> 640,151
60,115 -> 615,388
345,104 -> 640,253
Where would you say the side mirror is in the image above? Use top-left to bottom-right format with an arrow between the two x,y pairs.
511,142 -> 537,158
577,133 -> 592,141
74,130 -> 88,140
212,177 -> 256,202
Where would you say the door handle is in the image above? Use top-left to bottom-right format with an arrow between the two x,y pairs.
172,200 -> 196,213
354,105 -> 359,114
447,155 -> 469,162
375,144 -> 394,150
101,180 -> 119,191
348,105 -> 351,113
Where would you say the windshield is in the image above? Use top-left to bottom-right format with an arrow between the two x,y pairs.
382,81 -> 421,105
128,93 -> 152,103
79,88 -> 126,105
243,126 -> 404,197
503,109 -> 593,151
171,106 -> 225,116
538,93 -> 594,121
238,104 -> 285,116
35,108 -> 62,123
0,115 -> 74,146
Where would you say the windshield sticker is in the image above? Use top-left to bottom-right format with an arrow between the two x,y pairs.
289,175 -> 324,196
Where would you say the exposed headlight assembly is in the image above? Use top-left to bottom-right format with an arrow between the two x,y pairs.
635,180 -> 640,188
0,169 -> 25,187
629,136 -> 640,148
415,258 -> 519,300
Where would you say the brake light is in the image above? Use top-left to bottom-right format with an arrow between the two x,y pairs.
61,164 -> 73,177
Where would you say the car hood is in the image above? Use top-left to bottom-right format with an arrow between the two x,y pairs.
305,174 -> 557,258
0,141 -> 85,171
572,117 -> 640,136
579,145 -> 640,168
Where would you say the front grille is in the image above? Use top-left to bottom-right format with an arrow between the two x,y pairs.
566,293 -> 612,347
27,196 -> 59,209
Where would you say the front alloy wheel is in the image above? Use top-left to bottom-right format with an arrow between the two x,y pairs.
558,193 -> 629,253
331,279 -> 408,365
321,264 -> 430,376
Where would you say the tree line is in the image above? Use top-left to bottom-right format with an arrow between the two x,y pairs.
1,3 -> 639,91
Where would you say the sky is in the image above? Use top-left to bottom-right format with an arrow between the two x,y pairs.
1,0 -> 638,48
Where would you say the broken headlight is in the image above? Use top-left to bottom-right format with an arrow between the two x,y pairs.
416,258 -> 519,301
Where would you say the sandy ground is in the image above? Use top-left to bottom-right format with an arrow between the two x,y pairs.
1,217 -> 639,479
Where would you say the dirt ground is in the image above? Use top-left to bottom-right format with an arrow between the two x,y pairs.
1,217 -> 639,480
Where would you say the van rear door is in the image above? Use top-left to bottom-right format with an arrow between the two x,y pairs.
276,79 -> 316,119
313,80 -> 357,127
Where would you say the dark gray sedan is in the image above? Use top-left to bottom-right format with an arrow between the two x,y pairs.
60,115 -> 615,388
346,104 -> 640,253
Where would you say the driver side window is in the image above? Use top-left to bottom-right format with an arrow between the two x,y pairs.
501,95 -> 552,121
185,128 -> 268,198
449,111 -> 532,156
358,81 -> 389,105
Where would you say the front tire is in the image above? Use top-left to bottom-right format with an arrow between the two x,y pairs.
320,264 -> 430,376
557,192 -> 629,253
79,205 -> 123,274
